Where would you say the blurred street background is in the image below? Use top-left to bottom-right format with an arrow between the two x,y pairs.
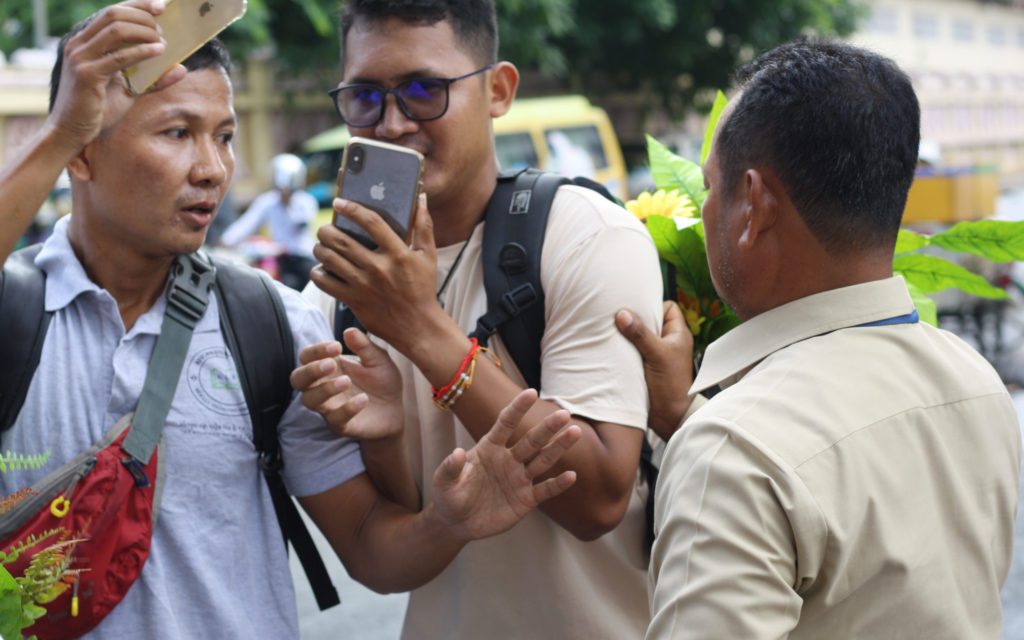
3,0 -> 1024,636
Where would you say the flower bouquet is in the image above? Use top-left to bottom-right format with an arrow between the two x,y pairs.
628,91 -> 1024,365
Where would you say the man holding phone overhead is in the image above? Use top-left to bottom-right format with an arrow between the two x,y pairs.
0,1 -> 584,637
297,0 -> 664,637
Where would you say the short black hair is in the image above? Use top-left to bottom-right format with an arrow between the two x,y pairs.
716,40 -> 920,254
49,16 -> 232,113
340,0 -> 498,66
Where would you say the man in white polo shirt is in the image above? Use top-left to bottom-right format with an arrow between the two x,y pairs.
626,40 -> 1022,639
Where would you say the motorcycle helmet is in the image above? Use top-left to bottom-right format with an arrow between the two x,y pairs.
271,153 -> 307,192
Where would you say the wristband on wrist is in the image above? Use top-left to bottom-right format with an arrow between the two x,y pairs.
432,338 -> 482,411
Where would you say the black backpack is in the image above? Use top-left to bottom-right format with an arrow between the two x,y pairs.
0,247 -> 341,611
336,168 -> 660,555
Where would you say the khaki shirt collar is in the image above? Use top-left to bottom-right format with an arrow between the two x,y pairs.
692,276 -> 915,394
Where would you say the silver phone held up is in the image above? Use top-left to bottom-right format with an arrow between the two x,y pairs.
334,137 -> 425,250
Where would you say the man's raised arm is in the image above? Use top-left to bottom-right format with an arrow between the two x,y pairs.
0,0 -> 183,263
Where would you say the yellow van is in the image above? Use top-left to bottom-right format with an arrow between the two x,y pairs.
301,94 -> 629,220
493,95 -> 628,201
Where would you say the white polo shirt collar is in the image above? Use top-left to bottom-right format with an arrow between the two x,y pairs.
34,215 -> 220,336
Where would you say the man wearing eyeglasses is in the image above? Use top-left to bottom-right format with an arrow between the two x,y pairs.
296,0 -> 664,638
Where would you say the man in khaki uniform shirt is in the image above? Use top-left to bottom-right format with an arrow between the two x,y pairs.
643,41 -> 1023,638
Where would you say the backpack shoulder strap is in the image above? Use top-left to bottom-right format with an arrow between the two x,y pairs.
212,257 -> 340,611
0,245 -> 52,434
470,169 -> 569,390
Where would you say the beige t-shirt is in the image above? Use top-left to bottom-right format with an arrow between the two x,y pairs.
306,185 -> 663,639
648,277 -> 1022,639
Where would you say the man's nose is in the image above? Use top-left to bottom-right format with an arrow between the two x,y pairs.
374,94 -> 419,141
191,138 -> 229,186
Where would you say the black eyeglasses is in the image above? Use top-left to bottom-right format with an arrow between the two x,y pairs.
328,65 -> 494,128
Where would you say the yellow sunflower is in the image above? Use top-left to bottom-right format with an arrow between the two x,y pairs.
625,189 -> 698,221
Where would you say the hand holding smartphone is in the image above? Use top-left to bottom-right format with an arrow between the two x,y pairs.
334,137 -> 425,250
122,0 -> 247,95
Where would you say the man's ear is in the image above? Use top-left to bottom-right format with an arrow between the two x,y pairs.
66,142 -> 95,182
738,168 -> 778,249
488,61 -> 519,118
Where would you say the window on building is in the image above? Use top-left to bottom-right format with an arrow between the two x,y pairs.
988,25 -> 1007,47
952,18 -> 974,42
912,13 -> 940,40
867,6 -> 899,34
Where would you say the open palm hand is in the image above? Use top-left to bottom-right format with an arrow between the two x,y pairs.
431,390 -> 581,541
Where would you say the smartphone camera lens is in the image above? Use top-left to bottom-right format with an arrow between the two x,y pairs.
349,145 -> 364,174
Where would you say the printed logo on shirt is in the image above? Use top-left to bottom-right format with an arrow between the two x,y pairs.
186,347 -> 247,417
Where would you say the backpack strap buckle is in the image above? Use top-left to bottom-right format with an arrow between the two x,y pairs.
166,253 -> 216,330
501,283 -> 537,315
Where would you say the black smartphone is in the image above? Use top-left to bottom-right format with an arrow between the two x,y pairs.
334,137 -> 425,250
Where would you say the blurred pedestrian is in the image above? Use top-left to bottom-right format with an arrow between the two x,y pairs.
220,153 -> 318,289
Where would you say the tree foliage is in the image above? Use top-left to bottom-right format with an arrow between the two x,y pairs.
2,0 -> 864,111
498,0 -> 866,112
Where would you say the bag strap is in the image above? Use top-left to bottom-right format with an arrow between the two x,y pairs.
469,168 -> 569,390
213,258 -> 341,611
0,245 -> 51,434
123,253 -> 216,464
470,170 -> 660,558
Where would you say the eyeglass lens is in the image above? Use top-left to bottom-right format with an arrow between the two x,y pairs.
338,78 -> 450,127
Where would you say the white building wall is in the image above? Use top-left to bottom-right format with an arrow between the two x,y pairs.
849,0 -> 1024,184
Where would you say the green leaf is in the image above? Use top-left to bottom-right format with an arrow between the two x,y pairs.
904,280 -> 938,326
895,228 -> 929,254
700,90 -> 729,165
22,602 -> 46,624
645,216 -> 713,298
893,254 -> 1008,300
646,135 -> 708,208
291,0 -> 334,36
0,565 -> 23,640
929,220 -> 1024,263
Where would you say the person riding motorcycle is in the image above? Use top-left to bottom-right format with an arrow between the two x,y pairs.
219,153 -> 318,290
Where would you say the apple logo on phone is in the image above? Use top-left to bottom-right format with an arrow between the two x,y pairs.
199,1 -> 213,17
370,182 -> 386,201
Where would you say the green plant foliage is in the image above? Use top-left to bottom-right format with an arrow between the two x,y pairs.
0,565 -> 23,640
895,229 -> 929,254
521,0 -> 863,114
0,528 -> 63,567
893,254 -> 1009,300
0,451 -> 50,474
639,104 -> 1022,349
645,217 -> 710,298
905,280 -> 938,326
646,135 -> 707,208
928,220 -> 1024,263
701,91 -> 729,165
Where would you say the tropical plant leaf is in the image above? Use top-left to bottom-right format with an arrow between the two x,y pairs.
292,0 -> 334,36
645,216 -> 713,298
894,228 -> 929,254
700,90 -> 729,165
893,254 -> 1008,300
646,135 -> 708,208
0,564 -> 22,640
928,220 -> 1024,263
903,279 -> 938,326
